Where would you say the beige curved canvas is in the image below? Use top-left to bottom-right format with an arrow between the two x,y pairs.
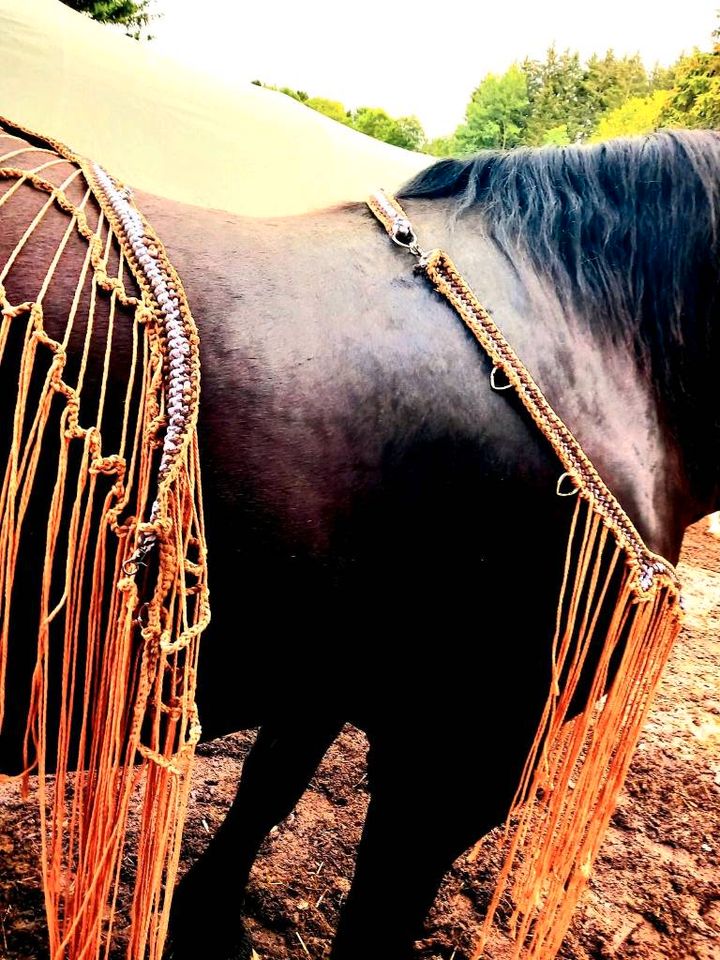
0,0 -> 430,215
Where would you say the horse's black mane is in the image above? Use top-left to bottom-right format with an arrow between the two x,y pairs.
400,131 -> 720,496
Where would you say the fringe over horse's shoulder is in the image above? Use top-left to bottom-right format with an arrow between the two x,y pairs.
368,185 -> 684,960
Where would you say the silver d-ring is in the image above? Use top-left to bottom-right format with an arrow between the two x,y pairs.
556,472 -> 579,497
490,365 -> 513,391
134,602 -> 150,629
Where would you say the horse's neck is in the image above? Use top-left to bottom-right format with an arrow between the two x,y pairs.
400,199 -> 693,561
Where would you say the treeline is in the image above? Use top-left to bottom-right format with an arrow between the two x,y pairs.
438,52 -> 674,154
431,34 -> 719,155
64,0 -> 719,152
250,82 -> 426,151
60,0 -> 154,39
258,16 -> 719,154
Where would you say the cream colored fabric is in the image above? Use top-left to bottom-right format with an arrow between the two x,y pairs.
0,0 -> 429,215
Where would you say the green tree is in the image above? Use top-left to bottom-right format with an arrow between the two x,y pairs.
351,107 -> 398,142
305,97 -> 350,125
590,89 -> 672,141
584,51 -> 651,117
278,87 -> 308,102
251,82 -> 311,103
453,64 -> 530,152
649,62 -> 678,91
350,108 -> 426,151
660,18 -> 720,129
425,136 -> 457,157
542,124 -> 572,146
522,47 -> 590,143
392,116 -> 426,151
251,87 -> 426,150
60,0 -> 154,38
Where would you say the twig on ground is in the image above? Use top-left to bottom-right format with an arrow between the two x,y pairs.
295,931 -> 311,957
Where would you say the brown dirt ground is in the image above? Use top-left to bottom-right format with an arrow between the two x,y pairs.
0,521 -> 718,960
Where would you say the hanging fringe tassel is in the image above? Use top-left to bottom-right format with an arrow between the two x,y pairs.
0,117 -> 209,960
471,496 -> 681,958
367,190 -> 684,960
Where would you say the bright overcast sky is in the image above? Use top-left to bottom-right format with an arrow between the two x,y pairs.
151,1 -> 717,138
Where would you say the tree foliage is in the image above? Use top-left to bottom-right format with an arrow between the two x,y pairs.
250,86 -> 427,150
252,81 -> 308,102
522,48 -> 590,143
542,124 -> 572,146
453,65 -> 529,152
349,107 -> 426,151
590,90 -> 672,141
584,51 -> 651,117
350,107 -> 397,142
443,18 -> 720,154
305,98 -> 349,124
279,87 -> 309,102
649,63 -> 678,92
444,46 -> 674,155
60,0 -> 154,38
391,115 -> 426,151
660,21 -> 720,129
425,136 -> 456,157
253,15 -> 720,155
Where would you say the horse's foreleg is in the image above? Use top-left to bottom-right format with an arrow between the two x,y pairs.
329,782 -> 485,957
166,719 -> 343,960
330,790 -> 477,960
330,728 -> 514,960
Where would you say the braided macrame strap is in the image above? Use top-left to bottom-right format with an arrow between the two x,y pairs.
367,189 -> 677,595
369,189 -> 685,960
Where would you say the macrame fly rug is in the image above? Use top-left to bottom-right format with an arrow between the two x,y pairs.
0,117 -> 682,960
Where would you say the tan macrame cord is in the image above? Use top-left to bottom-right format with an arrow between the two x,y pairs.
0,117 -> 209,960
368,190 -> 683,960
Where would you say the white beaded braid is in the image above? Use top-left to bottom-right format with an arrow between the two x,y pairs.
92,162 -> 195,524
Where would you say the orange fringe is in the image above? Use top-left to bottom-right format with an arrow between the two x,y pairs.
471,496 -> 681,958
0,119 -> 209,959
368,190 -> 683,960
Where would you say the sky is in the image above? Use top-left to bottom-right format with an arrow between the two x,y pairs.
151,1 -> 717,138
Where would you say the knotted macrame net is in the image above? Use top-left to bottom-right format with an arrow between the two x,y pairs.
0,117 -> 209,960
368,190 -> 684,960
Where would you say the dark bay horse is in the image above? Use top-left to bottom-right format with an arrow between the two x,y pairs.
2,129 -> 720,959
